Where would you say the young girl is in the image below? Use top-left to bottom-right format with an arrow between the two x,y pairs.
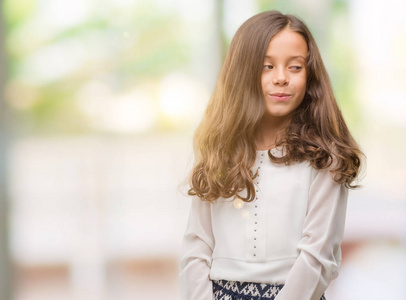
180,10 -> 364,300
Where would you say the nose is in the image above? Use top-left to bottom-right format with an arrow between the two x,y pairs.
272,68 -> 288,85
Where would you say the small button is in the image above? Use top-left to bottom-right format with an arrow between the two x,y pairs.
258,167 -> 260,169
254,238 -> 257,240
260,161 -> 263,163
261,153 -> 264,156
254,246 -> 256,248
256,182 -> 259,184
256,190 -> 258,192
255,205 -> 258,208
255,214 -> 257,216
255,222 -> 257,224
254,254 -> 256,256
254,229 -> 257,232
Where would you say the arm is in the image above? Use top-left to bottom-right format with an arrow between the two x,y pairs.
275,165 -> 349,300
179,196 -> 215,300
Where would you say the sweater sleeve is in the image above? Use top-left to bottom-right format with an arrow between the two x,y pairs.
179,196 -> 215,300
274,164 -> 349,300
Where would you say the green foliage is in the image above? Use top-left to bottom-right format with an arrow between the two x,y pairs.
3,0 -> 38,28
328,7 -> 363,134
258,0 -> 290,12
4,1 -> 190,134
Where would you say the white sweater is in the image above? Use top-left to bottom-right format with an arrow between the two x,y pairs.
179,146 -> 349,300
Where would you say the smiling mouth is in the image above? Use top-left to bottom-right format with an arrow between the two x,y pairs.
269,94 -> 291,101
270,93 -> 291,96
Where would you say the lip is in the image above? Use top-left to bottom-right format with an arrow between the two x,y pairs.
269,93 -> 291,101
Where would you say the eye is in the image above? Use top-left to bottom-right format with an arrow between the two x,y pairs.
290,66 -> 303,71
263,65 -> 273,70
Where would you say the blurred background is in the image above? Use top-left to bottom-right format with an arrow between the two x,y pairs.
0,0 -> 405,299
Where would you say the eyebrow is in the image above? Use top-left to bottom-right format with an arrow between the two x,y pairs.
264,55 -> 306,61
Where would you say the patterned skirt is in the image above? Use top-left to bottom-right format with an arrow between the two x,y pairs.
212,280 -> 326,300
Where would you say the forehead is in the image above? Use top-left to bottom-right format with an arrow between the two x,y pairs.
264,29 -> 308,60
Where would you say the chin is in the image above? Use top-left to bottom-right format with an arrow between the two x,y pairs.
265,111 -> 289,117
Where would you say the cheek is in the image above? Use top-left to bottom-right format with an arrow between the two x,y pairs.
295,76 -> 307,94
260,74 -> 267,92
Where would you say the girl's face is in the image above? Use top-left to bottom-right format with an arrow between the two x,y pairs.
261,29 -> 308,123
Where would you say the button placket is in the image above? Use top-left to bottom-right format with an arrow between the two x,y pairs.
253,154 -> 264,258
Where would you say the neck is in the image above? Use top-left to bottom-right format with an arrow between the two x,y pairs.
255,115 -> 291,150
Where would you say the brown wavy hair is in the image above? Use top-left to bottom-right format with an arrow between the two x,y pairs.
188,10 -> 365,202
